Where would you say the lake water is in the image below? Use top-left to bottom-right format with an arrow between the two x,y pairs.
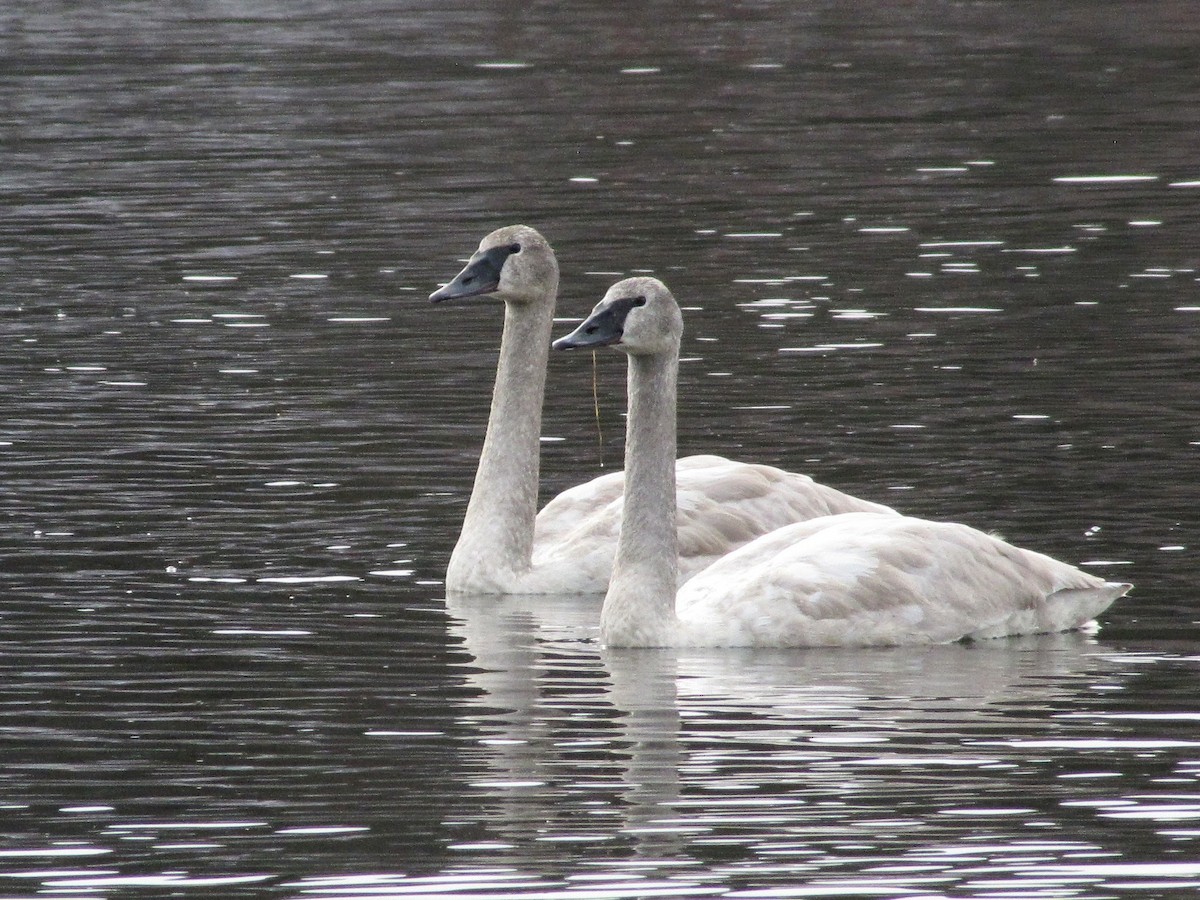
3,2 -> 1199,897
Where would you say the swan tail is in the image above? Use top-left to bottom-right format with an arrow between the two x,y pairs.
1041,581 -> 1132,632
964,581 -> 1131,641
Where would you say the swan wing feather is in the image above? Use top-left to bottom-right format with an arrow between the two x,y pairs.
673,457 -> 897,580
531,455 -> 897,589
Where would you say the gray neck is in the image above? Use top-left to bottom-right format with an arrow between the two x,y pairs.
447,297 -> 553,585
601,350 -> 679,645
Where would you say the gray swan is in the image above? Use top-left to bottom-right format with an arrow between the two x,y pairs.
552,276 -> 1131,647
429,225 -> 895,594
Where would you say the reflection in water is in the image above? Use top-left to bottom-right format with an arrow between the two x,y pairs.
272,594 -> 1195,899
2,0 -> 1200,896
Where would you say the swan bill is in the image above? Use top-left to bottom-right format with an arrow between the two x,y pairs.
429,244 -> 517,303
553,295 -> 646,350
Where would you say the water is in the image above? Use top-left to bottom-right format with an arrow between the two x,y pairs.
3,1 -> 1199,896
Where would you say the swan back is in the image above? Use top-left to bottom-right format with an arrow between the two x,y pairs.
532,455 -> 899,585
675,512 -> 1131,647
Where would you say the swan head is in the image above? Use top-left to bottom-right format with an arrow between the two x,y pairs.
429,224 -> 558,306
553,277 -> 682,357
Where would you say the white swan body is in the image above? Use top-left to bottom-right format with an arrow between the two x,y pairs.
552,277 -> 1131,648
431,225 -> 895,595
671,513 -> 1129,647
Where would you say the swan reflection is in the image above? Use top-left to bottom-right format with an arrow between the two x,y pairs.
443,589 -> 1118,873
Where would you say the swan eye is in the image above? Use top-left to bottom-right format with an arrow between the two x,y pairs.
509,243 -> 522,254
631,296 -> 646,307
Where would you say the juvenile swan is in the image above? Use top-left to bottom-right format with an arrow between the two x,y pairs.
553,277 -> 1131,647
430,225 -> 896,594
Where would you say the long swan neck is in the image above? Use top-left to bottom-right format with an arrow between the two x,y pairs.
602,350 -> 679,646
447,296 -> 554,586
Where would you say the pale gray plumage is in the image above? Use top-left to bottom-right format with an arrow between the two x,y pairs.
431,226 -> 895,595
533,455 -> 897,585
553,276 -> 1131,648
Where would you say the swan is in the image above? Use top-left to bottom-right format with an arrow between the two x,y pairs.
429,225 -> 897,594
552,277 -> 1131,647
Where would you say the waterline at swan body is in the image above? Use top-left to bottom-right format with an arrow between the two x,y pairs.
430,225 -> 896,595
553,276 -> 1131,648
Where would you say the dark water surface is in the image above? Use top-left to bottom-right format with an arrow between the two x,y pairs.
3,2 -> 1199,897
